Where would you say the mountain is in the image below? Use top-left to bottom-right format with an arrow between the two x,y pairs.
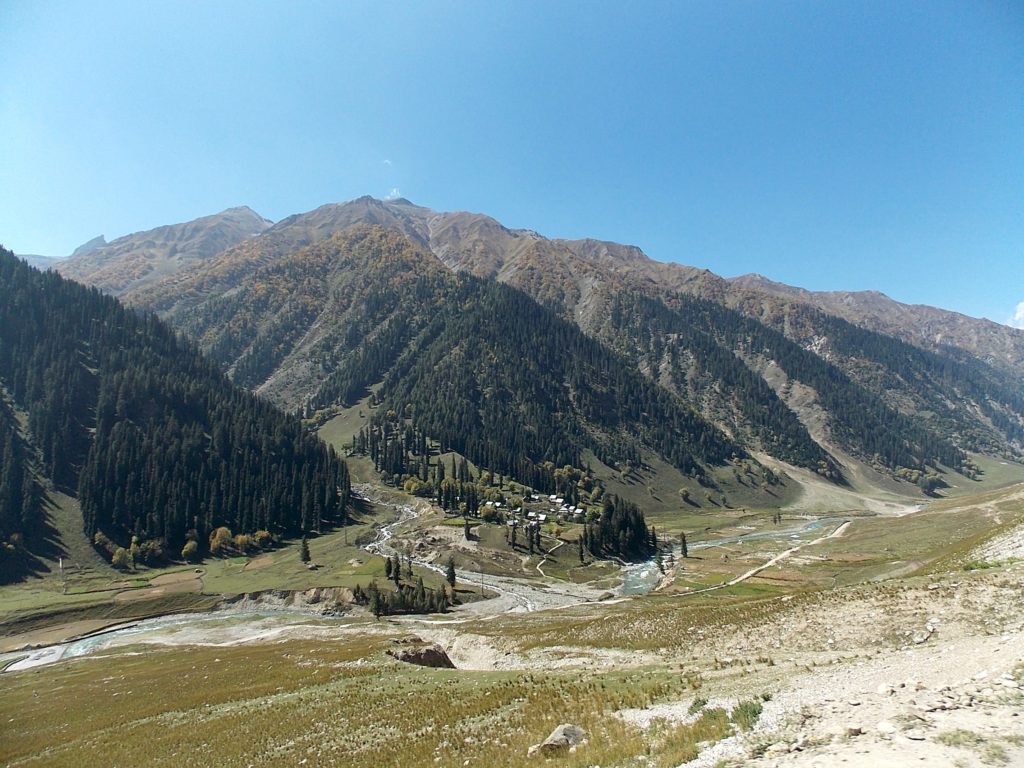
70,234 -> 107,258
0,247 -> 350,583
728,273 -> 1024,378
147,225 -> 745,489
15,253 -> 64,270
59,197 -> 1024,496
55,206 -> 272,295
13,236 -> 106,272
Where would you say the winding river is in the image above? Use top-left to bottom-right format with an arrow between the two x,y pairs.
2,486 -> 848,671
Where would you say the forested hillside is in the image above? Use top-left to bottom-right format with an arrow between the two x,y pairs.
0,398 -> 42,578
63,196 -> 1023,494
591,290 -> 972,477
0,247 -> 350,580
157,226 -> 744,486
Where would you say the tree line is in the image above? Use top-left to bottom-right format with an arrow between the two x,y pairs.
0,248 -> 351,575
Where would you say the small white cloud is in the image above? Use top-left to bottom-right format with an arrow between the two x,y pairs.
1010,301 -> 1024,329
382,159 -> 392,166
385,187 -> 401,200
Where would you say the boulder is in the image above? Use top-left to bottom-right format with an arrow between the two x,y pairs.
387,643 -> 455,668
529,723 -> 588,756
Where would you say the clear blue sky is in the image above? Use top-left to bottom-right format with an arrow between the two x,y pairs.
2,1 -> 1021,326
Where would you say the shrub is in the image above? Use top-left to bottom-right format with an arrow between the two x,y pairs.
137,539 -> 165,565
731,699 -> 763,731
181,540 -> 200,562
111,547 -> 132,570
209,527 -> 233,556
93,531 -> 118,558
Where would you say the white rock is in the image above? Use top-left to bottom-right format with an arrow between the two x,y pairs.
876,720 -> 897,735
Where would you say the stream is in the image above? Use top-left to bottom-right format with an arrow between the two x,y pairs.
2,488 -> 846,672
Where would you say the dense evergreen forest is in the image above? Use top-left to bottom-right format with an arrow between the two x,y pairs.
376,274 -> 740,481
583,495 -> 655,561
638,294 -> 966,475
0,248 -> 350,578
92,218 -> 1024,503
173,227 -> 742,486
596,291 -> 834,472
0,398 -> 42,576
805,310 -> 1024,456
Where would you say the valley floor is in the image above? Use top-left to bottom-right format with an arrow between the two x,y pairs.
1,485 -> 1023,767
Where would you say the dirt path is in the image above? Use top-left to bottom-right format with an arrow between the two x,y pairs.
355,484 -> 608,613
723,519 -> 851,587
113,569 -> 203,602
536,539 -> 565,577
659,519 -> 852,596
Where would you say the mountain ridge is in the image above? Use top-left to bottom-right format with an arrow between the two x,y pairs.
55,206 -> 272,295
41,196 -> 1024,499
729,272 -> 1024,376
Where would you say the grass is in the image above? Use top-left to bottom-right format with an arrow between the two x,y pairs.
0,592 -> 221,640
0,487 -> 416,641
585,450 -> 801,526
937,730 -> 1014,766
0,634 -> 743,768
3,479 -> 1021,766
938,453 -> 1024,498
730,698 -> 763,731
0,491 -> 124,613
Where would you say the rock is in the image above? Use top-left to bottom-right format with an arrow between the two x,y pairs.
391,635 -> 423,645
529,724 -> 587,756
912,628 -> 934,644
905,729 -> 927,741
387,644 -> 455,668
764,742 -> 790,756
877,683 -> 895,696
845,726 -> 863,737
876,720 -> 897,735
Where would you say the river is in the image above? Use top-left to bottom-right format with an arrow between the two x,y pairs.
2,487 -> 846,672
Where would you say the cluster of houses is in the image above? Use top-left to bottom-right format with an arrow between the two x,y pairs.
487,494 -> 589,530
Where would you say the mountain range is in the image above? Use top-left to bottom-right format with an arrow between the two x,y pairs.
33,197 -> 1024,501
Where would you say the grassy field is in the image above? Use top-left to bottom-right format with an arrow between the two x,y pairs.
0,628 -> 765,768
0,489 -> 425,639
0,491 -> 131,618
3,481 -> 1022,767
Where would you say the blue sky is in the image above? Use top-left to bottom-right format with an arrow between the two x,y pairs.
1,1 -> 1021,326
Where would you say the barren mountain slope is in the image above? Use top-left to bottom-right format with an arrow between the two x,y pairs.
56,206 -> 271,295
